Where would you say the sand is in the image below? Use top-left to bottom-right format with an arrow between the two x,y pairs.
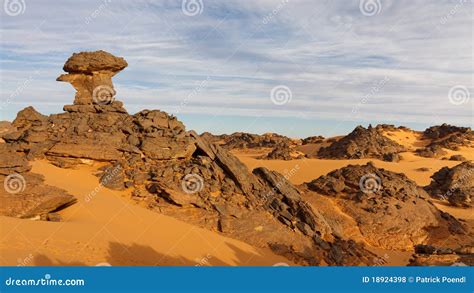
0,161 -> 293,267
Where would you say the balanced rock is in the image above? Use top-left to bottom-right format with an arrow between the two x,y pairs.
57,50 -> 127,105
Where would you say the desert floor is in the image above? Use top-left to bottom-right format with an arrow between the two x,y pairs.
0,160 -> 293,267
1,129 -> 472,266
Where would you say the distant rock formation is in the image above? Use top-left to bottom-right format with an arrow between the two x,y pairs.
201,132 -> 298,150
425,162 -> 473,208
317,125 -> 406,160
306,163 -> 466,250
302,135 -> 324,145
258,143 -> 305,160
423,124 -> 473,150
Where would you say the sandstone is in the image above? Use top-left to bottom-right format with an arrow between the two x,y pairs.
318,125 -> 405,160
425,162 -> 474,207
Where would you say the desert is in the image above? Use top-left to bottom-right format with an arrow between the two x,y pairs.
0,51 -> 472,267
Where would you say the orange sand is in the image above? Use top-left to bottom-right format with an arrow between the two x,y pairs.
0,161 -> 293,266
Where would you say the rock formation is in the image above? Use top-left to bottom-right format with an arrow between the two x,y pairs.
0,51 -> 380,266
0,144 -> 76,220
305,163 -> 466,250
258,144 -> 304,160
317,125 -> 406,160
409,244 -> 474,266
57,50 -> 127,105
302,135 -> 324,145
425,162 -> 474,207
422,124 -> 474,150
201,132 -> 298,150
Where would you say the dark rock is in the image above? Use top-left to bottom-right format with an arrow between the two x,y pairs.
318,125 -> 405,160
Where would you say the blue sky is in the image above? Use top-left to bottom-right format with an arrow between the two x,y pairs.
0,0 -> 472,137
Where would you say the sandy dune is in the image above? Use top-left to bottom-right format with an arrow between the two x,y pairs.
0,161 -> 292,267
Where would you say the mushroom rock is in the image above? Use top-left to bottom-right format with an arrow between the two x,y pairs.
56,50 -> 127,106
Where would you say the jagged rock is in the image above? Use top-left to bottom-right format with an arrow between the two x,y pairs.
410,244 -> 474,266
425,162 -> 474,207
302,136 -> 324,145
204,132 -> 298,150
258,144 -> 304,161
0,121 -> 15,141
57,50 -> 127,105
98,163 -> 126,190
449,155 -> 468,162
415,145 -> 447,158
0,144 -> 31,175
318,125 -> 405,159
306,163 -> 464,250
423,124 -> 474,150
0,172 -> 76,219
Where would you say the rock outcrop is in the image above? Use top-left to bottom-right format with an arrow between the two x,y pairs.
57,50 -> 127,105
0,50 -> 379,266
409,244 -> 474,266
317,125 -> 405,160
258,144 -> 305,160
423,124 -> 474,150
306,163 -> 466,250
0,144 -> 76,220
425,162 -> 474,207
302,136 -> 324,145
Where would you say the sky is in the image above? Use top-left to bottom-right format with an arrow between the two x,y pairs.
0,0 -> 473,137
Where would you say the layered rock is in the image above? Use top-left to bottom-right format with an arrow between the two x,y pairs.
409,244 -> 474,266
0,50 -> 379,265
317,125 -> 405,160
57,50 -> 127,105
423,124 -> 474,150
302,135 -> 324,145
425,162 -> 474,207
306,163 -> 466,250
258,144 -> 305,160
202,132 -> 298,150
0,144 -> 76,220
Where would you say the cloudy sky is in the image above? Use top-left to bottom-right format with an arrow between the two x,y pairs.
0,0 -> 472,137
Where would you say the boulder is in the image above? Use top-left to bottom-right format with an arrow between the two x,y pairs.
425,162 -> 474,207
318,125 -> 405,160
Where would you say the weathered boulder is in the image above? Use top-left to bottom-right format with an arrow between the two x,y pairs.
425,162 -> 474,207
318,125 -> 405,160
306,163 -> 465,250
57,50 -> 127,105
